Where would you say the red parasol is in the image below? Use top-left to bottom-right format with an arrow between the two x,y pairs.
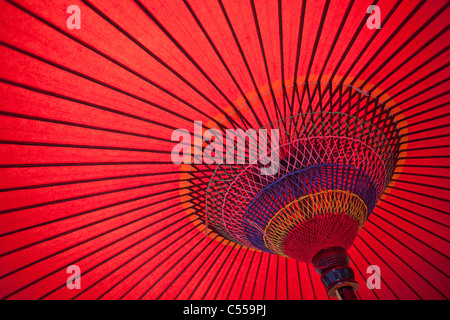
0,0 -> 448,300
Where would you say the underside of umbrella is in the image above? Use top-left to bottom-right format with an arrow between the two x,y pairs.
0,0 -> 449,300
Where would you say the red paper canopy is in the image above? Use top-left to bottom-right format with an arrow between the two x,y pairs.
0,0 -> 448,300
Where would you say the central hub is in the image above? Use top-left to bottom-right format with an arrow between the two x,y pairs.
187,82 -> 403,298
207,110 -> 398,251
